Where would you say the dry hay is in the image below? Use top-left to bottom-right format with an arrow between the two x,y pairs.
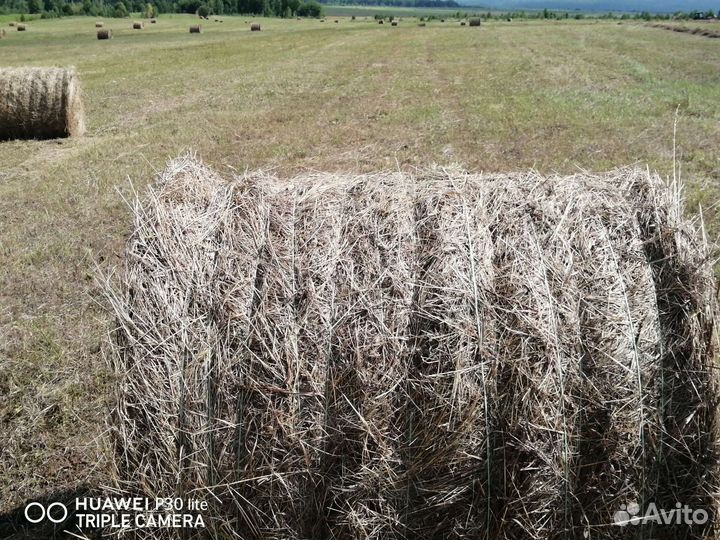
378,19 -> 384,24
334,19 -> 339,23
391,20 -> 398,26
189,24 -> 202,33
107,155 -> 720,540
250,22 -> 261,31
8,21 -> 15,26
150,18 -> 157,23
469,17 -> 481,26
0,67 -> 85,140
97,28 -> 112,39
0,29 -> 5,39
16,23 -> 26,31
460,20 -> 466,25
418,22 -> 426,26
95,21 -> 104,27
132,21 -> 144,29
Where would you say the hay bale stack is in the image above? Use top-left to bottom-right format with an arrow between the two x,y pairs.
132,21 -> 144,29
17,24 -> 26,31
95,21 -> 104,27
108,155 -> 720,540
96,28 -> 112,39
0,67 -> 85,140
469,17 -> 481,26
189,24 -> 202,33
250,22 -> 261,31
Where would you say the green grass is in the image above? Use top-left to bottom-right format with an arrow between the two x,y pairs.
1,13 -> 719,510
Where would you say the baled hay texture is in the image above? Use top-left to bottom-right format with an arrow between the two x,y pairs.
469,17 -> 481,26
250,22 -> 261,31
189,25 -> 202,33
418,22 -> 426,26
132,21 -> 143,29
97,28 -> 112,39
150,18 -> 157,23
378,19 -> 384,23
391,21 -> 398,25
8,21 -> 15,26
460,21 -> 466,25
0,67 -> 85,140
95,21 -> 104,27
17,24 -> 26,30
108,155 -> 720,540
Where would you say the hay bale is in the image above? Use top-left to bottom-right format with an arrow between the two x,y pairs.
9,21 -> 15,26
391,21 -> 397,26
189,24 -> 202,33
418,22 -> 426,26
0,67 -> 85,140
132,21 -> 144,29
95,21 -> 104,27
334,19 -> 338,23
378,19 -> 384,24
469,17 -> 481,26
108,155 -> 720,540
460,21 -> 466,25
96,28 -> 112,39
250,22 -> 261,31
150,18 -> 157,23
17,24 -> 26,31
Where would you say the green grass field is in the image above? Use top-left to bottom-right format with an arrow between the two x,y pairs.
1,13 -> 719,512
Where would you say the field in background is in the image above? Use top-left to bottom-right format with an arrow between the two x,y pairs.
0,13 -> 719,512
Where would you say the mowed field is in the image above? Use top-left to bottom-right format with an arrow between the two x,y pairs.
1,13 -> 720,511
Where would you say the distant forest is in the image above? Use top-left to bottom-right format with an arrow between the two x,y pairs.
0,0 -> 325,17
316,0 -> 459,6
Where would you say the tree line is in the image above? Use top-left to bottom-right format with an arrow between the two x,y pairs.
0,0 -> 324,18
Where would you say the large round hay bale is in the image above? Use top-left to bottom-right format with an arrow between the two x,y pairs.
250,22 -> 261,31
96,28 -> 112,39
391,20 -> 397,26
0,67 -> 85,140
418,22 -> 426,26
132,21 -> 144,29
95,21 -> 104,27
17,23 -> 26,31
9,21 -> 16,27
189,24 -> 202,33
108,155 -> 720,540
150,18 -> 157,23
460,20 -> 466,26
469,17 -> 481,26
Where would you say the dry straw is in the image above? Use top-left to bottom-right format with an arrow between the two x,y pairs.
250,22 -> 261,31
189,24 -> 202,33
107,155 -> 720,539
132,21 -> 144,29
97,28 -> 112,39
150,18 -> 157,23
95,21 -> 104,27
8,21 -> 15,26
17,23 -> 26,31
0,67 -> 85,140
469,17 -> 481,26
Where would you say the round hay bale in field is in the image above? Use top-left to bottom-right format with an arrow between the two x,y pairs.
391,20 -> 397,26
9,21 -> 16,26
108,155 -> 720,540
250,22 -> 261,31
334,19 -> 338,23
469,17 -> 481,26
95,21 -> 104,27
0,67 -> 85,140
96,28 -> 112,39
460,20 -> 466,25
17,23 -> 26,31
189,24 -> 202,33
132,21 -> 144,29
150,18 -> 157,23
418,22 -> 426,26
378,19 -> 384,24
